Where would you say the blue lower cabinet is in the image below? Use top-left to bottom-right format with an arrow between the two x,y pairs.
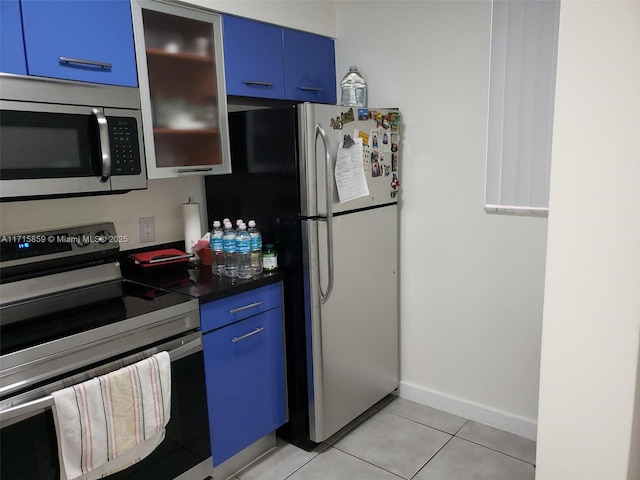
203,306 -> 286,465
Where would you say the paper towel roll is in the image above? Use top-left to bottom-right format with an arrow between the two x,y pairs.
183,199 -> 202,255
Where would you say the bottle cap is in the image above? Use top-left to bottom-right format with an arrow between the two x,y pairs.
248,220 -> 256,227
213,220 -> 221,227
349,66 -> 358,72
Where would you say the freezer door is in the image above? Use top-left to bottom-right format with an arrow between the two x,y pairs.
302,205 -> 399,442
298,103 -> 401,217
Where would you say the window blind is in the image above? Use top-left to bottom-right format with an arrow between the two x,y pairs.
485,0 -> 561,215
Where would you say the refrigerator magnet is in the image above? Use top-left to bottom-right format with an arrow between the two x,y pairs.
384,164 -> 391,177
391,134 -> 399,152
391,173 -> 399,189
391,153 -> 398,172
358,109 -> 369,121
371,151 -> 382,178
370,130 -> 380,149
390,112 -> 400,130
354,129 -> 369,147
362,144 -> 371,171
381,130 -> 391,152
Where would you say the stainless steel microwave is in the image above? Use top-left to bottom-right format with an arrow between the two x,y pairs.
0,74 -> 147,200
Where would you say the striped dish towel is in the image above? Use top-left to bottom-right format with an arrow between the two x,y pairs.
51,351 -> 171,480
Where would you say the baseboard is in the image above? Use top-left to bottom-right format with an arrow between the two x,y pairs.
399,381 -> 538,441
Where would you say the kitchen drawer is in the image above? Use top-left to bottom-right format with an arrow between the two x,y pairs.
200,282 -> 282,333
203,307 -> 286,465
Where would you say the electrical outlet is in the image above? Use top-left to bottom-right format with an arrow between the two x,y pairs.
139,217 -> 156,243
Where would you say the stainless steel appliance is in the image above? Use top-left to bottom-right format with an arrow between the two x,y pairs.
205,103 -> 400,446
0,74 -> 147,200
0,223 -> 213,480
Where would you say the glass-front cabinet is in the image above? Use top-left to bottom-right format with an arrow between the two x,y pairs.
131,1 -> 230,178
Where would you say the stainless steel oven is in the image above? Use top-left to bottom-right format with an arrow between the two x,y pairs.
0,74 -> 147,201
0,223 -> 213,480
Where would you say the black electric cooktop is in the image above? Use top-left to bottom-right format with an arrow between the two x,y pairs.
0,280 -> 195,356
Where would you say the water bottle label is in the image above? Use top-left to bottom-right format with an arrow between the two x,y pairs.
223,237 -> 236,252
236,238 -> 251,254
250,235 -> 262,251
211,237 -> 223,252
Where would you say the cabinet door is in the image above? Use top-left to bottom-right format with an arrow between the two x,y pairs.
0,0 -> 27,75
203,307 -> 286,466
283,29 -> 336,104
20,0 -> 137,87
132,1 -> 231,178
222,16 -> 285,99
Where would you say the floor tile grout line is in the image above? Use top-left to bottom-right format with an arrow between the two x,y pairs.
452,436 -> 537,467
328,444 -> 411,480
380,408 -> 467,438
277,447 -> 326,480
408,433 -> 457,480
452,419 -> 469,436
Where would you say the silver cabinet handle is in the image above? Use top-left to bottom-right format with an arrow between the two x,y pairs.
231,326 -> 265,343
92,108 -> 111,182
243,80 -> 274,87
177,168 -> 214,174
315,123 -> 334,304
299,86 -> 323,92
60,56 -> 112,69
229,301 -> 264,314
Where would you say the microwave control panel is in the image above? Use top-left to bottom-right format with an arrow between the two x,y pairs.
108,117 -> 142,176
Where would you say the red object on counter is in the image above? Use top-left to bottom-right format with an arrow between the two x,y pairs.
127,249 -> 191,269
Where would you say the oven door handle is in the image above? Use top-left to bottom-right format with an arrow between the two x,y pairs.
0,336 -> 201,427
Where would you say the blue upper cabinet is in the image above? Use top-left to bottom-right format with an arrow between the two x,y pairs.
0,0 -> 27,75
20,0 -> 137,87
283,29 -> 336,104
222,15 -> 336,104
222,15 -> 285,99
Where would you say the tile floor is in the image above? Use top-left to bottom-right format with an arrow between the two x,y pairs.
232,395 -> 536,480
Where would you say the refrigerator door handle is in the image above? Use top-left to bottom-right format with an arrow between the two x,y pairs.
315,123 -> 334,304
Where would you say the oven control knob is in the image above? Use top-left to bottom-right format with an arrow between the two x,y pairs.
74,233 -> 90,247
95,231 -> 110,244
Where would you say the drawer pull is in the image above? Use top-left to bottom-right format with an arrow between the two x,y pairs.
229,301 -> 263,314
232,326 -> 265,343
243,80 -> 274,87
299,86 -> 324,92
59,56 -> 112,69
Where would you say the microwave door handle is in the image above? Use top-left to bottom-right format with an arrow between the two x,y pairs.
92,108 -> 111,182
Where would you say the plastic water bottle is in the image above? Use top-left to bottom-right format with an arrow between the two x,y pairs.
236,224 -> 253,279
247,220 -> 263,275
235,219 -> 244,233
340,66 -> 367,107
209,221 -> 224,275
222,221 -> 238,277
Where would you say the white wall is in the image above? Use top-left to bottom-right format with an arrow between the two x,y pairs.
334,0 -> 547,439
0,177 -> 207,251
179,0 -> 336,37
535,1 -> 640,478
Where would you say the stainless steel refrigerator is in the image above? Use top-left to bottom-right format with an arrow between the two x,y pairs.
205,102 -> 400,447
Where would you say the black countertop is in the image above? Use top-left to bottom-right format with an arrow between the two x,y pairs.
124,263 -> 286,304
